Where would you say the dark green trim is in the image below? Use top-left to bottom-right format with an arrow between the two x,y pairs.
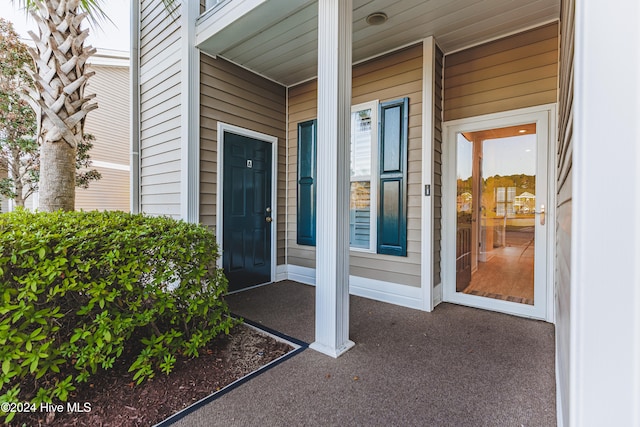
297,119 -> 317,246
377,98 -> 409,256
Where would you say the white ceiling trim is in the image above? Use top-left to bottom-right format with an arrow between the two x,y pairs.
196,0 -> 560,87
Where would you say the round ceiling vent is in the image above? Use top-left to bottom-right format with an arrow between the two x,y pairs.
366,12 -> 388,26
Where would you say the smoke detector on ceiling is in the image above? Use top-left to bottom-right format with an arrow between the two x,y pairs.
366,12 -> 388,26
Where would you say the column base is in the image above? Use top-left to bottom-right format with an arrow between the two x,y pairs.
310,340 -> 355,358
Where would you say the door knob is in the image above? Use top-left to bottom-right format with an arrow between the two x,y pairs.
265,217 -> 272,223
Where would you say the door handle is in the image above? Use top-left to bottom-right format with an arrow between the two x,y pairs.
265,217 -> 272,223
535,205 -> 545,226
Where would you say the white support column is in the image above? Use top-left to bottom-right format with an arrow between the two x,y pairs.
421,36 -> 435,311
571,1 -> 640,425
310,0 -> 355,358
180,0 -> 200,223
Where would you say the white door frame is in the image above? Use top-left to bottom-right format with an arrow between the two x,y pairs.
442,104 -> 556,321
216,122 -> 278,285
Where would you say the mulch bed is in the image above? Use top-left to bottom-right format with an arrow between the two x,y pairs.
9,323 -> 293,427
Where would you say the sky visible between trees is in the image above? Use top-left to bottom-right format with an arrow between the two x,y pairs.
2,0 -> 131,51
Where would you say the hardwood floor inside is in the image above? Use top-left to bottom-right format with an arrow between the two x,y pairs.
462,228 -> 535,305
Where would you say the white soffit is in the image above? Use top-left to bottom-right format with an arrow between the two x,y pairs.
197,0 -> 560,87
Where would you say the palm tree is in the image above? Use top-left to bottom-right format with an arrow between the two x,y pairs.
9,0 -> 110,211
13,0 -> 176,211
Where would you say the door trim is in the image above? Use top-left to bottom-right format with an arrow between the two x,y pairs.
216,122 -> 278,286
442,104 -> 557,322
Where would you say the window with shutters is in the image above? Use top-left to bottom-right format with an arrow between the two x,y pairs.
296,97 -> 408,256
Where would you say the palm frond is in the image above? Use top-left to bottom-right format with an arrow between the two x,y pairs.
13,0 -> 180,26
10,0 -> 112,28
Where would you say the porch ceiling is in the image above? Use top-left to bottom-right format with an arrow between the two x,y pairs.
196,0 -> 560,87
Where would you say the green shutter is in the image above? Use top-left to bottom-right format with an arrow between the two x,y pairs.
297,119 -> 317,246
377,98 -> 408,256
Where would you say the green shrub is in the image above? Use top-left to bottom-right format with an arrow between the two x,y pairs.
0,209 -> 236,422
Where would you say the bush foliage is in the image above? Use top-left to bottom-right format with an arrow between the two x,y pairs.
0,210 -> 235,422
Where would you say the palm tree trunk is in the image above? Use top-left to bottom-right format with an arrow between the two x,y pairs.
22,0 -> 97,211
39,138 -> 76,210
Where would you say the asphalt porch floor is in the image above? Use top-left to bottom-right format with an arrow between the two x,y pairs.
172,280 -> 556,426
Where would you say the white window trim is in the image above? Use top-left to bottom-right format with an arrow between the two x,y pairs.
350,100 -> 379,253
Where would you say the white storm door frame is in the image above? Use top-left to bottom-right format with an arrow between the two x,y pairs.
442,104 -> 556,321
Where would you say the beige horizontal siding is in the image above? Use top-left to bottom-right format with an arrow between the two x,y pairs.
76,167 -> 130,212
286,80 -> 317,269
199,55 -> 287,264
84,65 -> 130,166
444,23 -> 559,121
287,43 -> 424,287
77,62 -> 131,212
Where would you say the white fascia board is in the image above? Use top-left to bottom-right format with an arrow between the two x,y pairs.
195,0 -> 267,48
195,0 -> 312,54
91,161 -> 130,172
88,49 -> 130,67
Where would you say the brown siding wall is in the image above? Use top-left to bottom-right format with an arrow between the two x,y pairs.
199,55 -> 287,264
556,2 -> 573,425
287,81 -> 317,269
444,23 -> 559,121
433,45 -> 444,286
287,44 -> 423,287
